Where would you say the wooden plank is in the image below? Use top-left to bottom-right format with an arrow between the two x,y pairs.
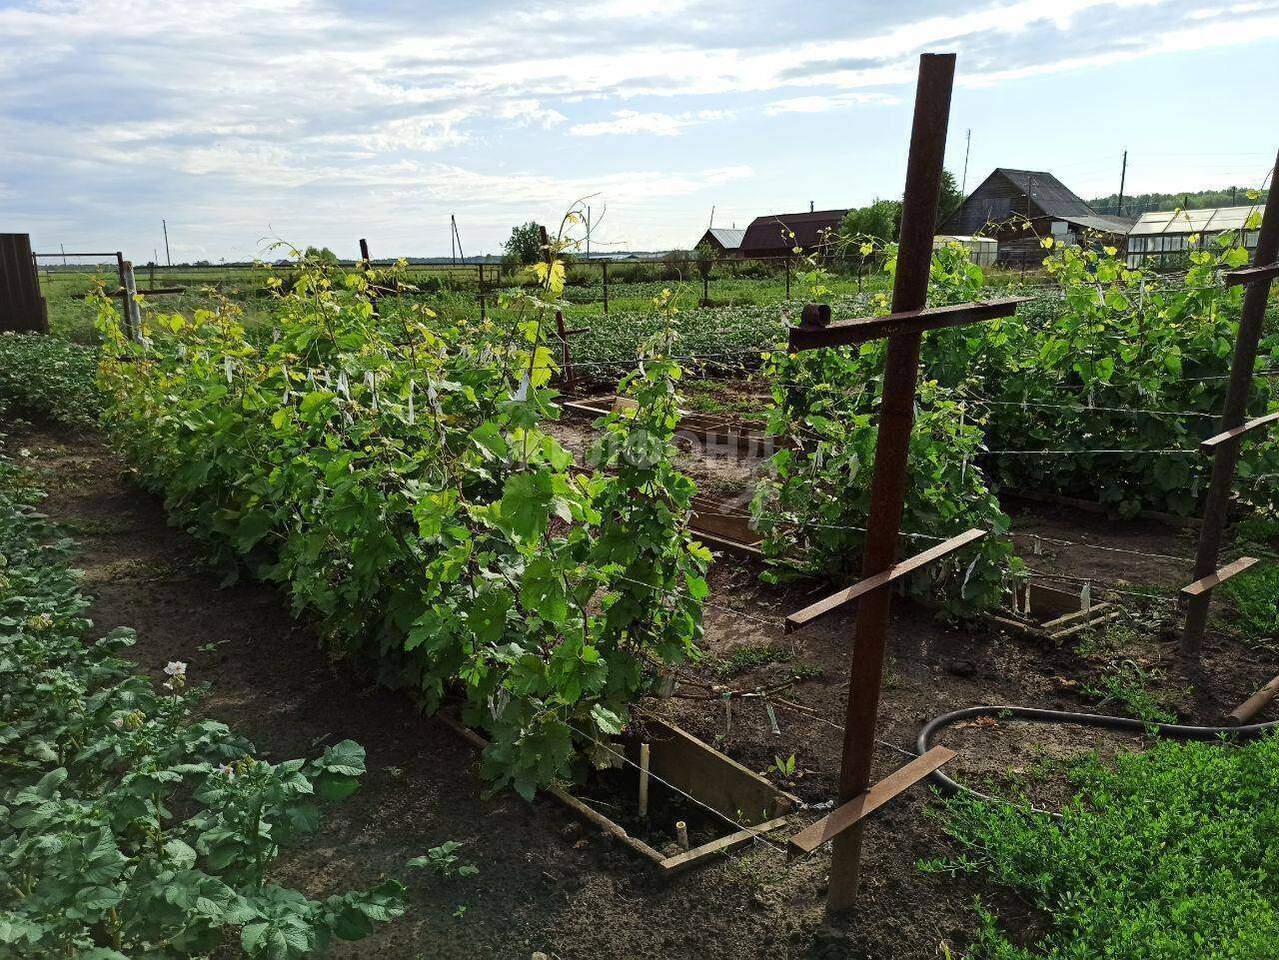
1181,556 -> 1259,597
1050,609 -> 1122,641
1225,262 -> 1279,287
784,528 -> 986,633
690,528 -> 764,559
1200,410 -> 1279,453
787,297 -> 1025,350
434,712 -> 667,865
787,747 -> 956,858
658,815 -> 791,873
1039,600 -> 1112,632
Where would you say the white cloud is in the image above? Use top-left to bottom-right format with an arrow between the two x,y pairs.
764,92 -> 900,115
498,99 -> 568,128
3,0 -> 1278,258
569,109 -> 734,137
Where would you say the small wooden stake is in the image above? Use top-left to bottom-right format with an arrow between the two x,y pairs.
675,821 -> 689,850
638,742 -> 651,818
1230,672 -> 1279,724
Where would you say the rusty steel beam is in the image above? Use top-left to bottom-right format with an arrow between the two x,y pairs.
1180,556 -> 1259,597
788,297 -> 1025,351
787,746 -> 956,858
783,528 -> 986,634
1183,147 -> 1279,659
824,51 -> 955,914
1224,262 -> 1279,287
1199,410 -> 1279,453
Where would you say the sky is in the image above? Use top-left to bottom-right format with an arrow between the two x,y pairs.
1,0 -> 1277,264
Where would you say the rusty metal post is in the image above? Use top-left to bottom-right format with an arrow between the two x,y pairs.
602,260 -> 609,315
826,52 -> 956,914
1182,151 -> 1279,660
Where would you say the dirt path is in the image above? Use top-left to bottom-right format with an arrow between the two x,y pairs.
14,422 -> 1270,960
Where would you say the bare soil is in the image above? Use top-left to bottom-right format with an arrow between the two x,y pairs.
12,418 -> 1273,960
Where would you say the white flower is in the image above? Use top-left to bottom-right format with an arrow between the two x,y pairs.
111,716 -> 125,729
216,762 -> 235,780
163,661 -> 187,677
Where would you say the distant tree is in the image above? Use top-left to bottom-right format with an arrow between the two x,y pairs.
303,245 -> 339,264
503,222 -> 545,266
840,200 -> 901,248
1086,185 -> 1269,217
937,170 -> 964,227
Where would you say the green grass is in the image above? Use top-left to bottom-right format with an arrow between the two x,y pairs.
926,735 -> 1279,959
702,642 -> 792,678
1221,560 -> 1279,644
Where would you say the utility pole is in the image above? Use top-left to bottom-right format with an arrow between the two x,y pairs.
450,215 -> 466,268
709,205 -> 715,229
60,243 -> 67,267
162,219 -> 171,266
586,205 -> 591,258
960,128 -> 971,195
1117,150 -> 1128,217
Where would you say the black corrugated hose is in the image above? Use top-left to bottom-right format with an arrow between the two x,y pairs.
915,704 -> 1279,817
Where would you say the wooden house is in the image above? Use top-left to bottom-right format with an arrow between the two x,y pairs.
941,169 -> 1133,266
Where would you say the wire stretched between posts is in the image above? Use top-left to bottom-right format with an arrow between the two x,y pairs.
563,720 -> 791,857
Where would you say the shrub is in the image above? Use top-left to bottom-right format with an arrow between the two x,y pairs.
94,251 -> 707,798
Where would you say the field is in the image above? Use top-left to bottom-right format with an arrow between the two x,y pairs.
4,232 -> 1279,960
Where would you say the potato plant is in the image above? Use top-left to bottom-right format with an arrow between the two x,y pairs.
94,246 -> 706,798
0,449 -> 403,958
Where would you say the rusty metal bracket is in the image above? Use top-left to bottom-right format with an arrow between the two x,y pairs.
787,746 -> 956,858
1199,410 -> 1279,453
1180,556 -> 1259,597
784,528 -> 987,634
787,298 -> 1025,351
1225,262 -> 1279,287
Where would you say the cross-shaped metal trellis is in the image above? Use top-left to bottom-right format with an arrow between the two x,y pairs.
1180,155 -> 1279,661
780,53 -> 1024,914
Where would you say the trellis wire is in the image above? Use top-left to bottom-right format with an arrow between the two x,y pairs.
563,721 -> 791,856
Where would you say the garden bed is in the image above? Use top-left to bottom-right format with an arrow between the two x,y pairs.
7,419 -> 1273,959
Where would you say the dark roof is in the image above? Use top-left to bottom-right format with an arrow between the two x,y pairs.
993,168 -> 1095,219
943,168 -> 1135,235
698,227 -> 745,250
740,209 -> 848,254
